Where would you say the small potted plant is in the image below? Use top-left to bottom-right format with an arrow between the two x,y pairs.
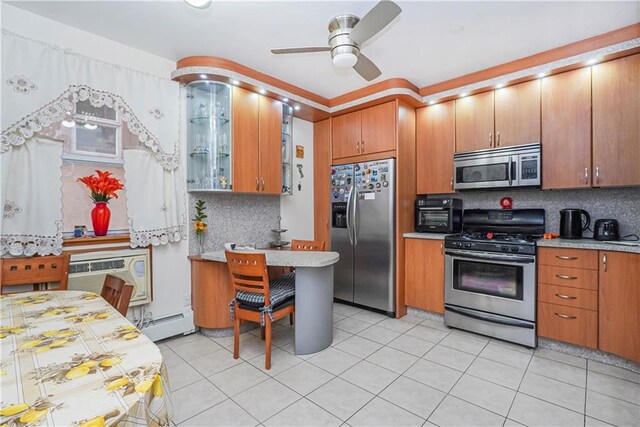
77,170 -> 124,236
192,199 -> 208,255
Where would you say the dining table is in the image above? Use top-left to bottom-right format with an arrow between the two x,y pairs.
0,290 -> 172,427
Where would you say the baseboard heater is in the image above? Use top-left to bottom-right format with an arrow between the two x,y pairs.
141,310 -> 195,342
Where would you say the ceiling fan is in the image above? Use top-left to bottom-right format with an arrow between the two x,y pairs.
270,0 -> 402,81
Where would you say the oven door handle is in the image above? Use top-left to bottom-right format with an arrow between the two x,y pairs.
445,306 -> 535,329
508,156 -> 513,186
445,250 -> 535,264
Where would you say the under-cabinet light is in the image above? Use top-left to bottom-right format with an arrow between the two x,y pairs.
282,97 -> 289,103
199,74 -> 207,79
184,0 -> 212,9
459,93 -> 468,98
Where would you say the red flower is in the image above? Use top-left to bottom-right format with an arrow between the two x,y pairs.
77,170 -> 124,203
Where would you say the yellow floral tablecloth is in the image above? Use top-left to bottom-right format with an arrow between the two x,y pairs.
0,291 -> 172,427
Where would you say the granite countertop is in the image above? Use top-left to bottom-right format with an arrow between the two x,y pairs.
537,238 -> 640,254
404,232 -> 450,240
202,249 -> 340,267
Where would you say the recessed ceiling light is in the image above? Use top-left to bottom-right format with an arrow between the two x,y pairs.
587,57 -> 601,65
428,100 -> 436,105
537,72 -> 547,78
495,83 -> 505,89
460,93 -> 468,98
199,74 -> 207,79
231,79 -> 240,85
294,105 -> 301,111
259,89 -> 266,94
184,0 -> 212,9
282,97 -> 289,103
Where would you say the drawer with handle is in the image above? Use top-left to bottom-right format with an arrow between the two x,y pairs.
537,247 -> 598,270
538,264 -> 598,290
538,283 -> 598,311
538,302 -> 597,349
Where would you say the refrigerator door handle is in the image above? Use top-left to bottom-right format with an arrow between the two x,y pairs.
352,186 -> 358,246
346,185 -> 354,245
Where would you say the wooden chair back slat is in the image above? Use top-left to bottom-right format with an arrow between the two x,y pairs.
100,274 -> 134,316
225,251 -> 270,305
291,240 -> 326,251
0,254 -> 70,294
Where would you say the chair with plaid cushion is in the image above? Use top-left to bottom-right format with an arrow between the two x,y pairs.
277,239 -> 326,287
225,250 -> 295,370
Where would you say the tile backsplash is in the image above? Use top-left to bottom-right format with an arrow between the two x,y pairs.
189,193 -> 280,255
451,187 -> 640,238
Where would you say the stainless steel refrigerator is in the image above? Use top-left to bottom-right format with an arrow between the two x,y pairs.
330,158 -> 395,316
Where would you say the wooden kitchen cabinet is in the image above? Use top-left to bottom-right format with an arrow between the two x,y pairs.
592,54 -> 640,187
455,91 -> 494,153
190,257 -> 235,328
332,101 -> 396,160
360,102 -> 397,154
416,101 -> 455,194
232,86 -> 282,194
541,68 -> 592,189
598,251 -> 640,363
332,110 -> 361,159
494,80 -> 541,147
538,302 -> 598,349
314,119 -> 332,249
404,238 -> 445,313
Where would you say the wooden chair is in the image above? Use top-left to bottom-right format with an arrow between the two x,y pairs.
101,274 -> 134,316
291,239 -> 326,251
225,251 -> 295,370
0,254 -> 70,295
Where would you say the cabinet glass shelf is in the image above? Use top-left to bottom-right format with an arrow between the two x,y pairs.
186,81 -> 233,192
282,104 -> 293,195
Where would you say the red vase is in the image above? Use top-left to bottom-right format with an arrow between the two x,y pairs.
91,202 -> 111,236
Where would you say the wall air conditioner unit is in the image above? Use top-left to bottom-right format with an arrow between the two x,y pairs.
67,248 -> 151,306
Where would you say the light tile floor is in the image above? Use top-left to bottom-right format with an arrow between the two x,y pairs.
158,303 -> 640,427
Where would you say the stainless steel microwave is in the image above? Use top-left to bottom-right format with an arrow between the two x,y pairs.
453,143 -> 541,190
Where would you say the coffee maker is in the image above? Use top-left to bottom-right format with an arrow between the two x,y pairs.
559,209 -> 590,239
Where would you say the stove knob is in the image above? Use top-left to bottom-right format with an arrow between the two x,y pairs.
501,245 -> 509,252
511,247 -> 519,252
464,243 -> 472,248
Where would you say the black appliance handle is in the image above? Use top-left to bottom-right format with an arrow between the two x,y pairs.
445,306 -> 534,329
445,250 -> 535,264
581,210 -> 591,231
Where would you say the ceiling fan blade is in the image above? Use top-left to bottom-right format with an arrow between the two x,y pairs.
353,53 -> 382,81
349,0 -> 401,45
271,47 -> 331,55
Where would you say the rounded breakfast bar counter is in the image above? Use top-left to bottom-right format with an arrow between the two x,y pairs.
197,250 -> 339,355
202,249 -> 339,267
536,238 -> 640,254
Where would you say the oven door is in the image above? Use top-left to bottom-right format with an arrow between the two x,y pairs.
416,208 -> 450,232
454,155 -> 517,190
444,249 -> 536,321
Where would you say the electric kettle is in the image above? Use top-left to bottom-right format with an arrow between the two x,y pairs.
559,209 -> 590,239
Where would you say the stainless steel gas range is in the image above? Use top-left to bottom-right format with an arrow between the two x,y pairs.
444,209 -> 545,348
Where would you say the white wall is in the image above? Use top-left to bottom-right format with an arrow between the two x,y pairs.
280,119 -> 315,242
2,4 -> 193,333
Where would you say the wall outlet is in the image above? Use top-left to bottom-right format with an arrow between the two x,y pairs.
183,294 -> 191,307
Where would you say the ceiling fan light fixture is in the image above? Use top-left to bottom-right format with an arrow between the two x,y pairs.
184,0 -> 212,9
332,52 -> 358,68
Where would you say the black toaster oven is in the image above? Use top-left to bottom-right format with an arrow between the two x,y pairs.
415,197 -> 463,233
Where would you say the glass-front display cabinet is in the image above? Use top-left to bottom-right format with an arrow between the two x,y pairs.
186,81 -> 232,191
282,104 -> 293,195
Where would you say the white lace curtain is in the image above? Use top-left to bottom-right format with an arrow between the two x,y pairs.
1,30 -> 186,256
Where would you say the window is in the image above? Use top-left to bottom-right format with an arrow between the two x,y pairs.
62,100 -> 123,164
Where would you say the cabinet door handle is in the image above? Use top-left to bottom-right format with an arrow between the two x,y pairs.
555,255 -> 578,260
496,132 -> 501,146
256,177 -> 260,191
595,166 -> 600,184
602,253 -> 607,272
450,178 -> 454,190
555,293 -> 577,300
440,242 -> 444,255
555,313 -> 577,320
356,141 -> 360,154
261,178 -> 265,191
489,132 -> 493,147
361,140 -> 365,152
584,168 -> 589,184
555,274 -> 577,280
